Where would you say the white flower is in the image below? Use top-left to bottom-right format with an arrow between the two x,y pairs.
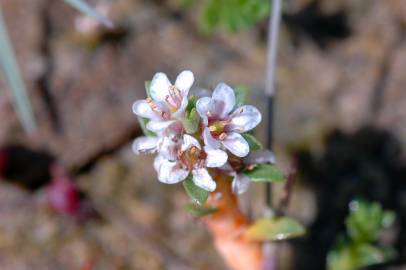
154,135 -> 227,192
132,130 -> 182,159
196,83 -> 262,157
221,150 -> 275,194
132,70 -> 194,133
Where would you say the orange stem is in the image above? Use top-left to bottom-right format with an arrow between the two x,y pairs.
202,173 -> 263,270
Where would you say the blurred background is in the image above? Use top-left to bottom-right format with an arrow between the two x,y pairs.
0,0 -> 406,269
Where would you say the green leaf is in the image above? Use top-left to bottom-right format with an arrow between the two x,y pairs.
145,81 -> 152,97
183,176 -> 209,205
200,0 -> 221,33
245,217 -> 306,241
177,0 -> 196,9
137,117 -> 156,137
199,0 -> 270,33
244,164 -> 285,182
63,0 -> 113,28
242,133 -> 262,151
183,108 -> 200,134
346,200 -> 394,243
0,9 -> 36,133
184,203 -> 218,217
327,245 -> 354,270
357,244 -> 392,268
381,210 -> 396,228
233,85 -> 248,108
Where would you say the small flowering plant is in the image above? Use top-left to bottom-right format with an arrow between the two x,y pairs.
132,70 -> 285,214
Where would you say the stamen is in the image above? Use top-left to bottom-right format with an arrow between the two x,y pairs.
246,164 -> 256,170
190,146 -> 197,154
219,133 -> 227,140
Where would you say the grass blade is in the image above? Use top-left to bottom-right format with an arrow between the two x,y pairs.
0,8 -> 36,133
63,0 -> 113,28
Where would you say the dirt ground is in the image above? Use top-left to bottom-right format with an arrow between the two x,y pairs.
1,0 -> 406,269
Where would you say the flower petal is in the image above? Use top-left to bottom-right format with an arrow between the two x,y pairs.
244,149 -> 275,165
159,135 -> 180,161
230,105 -> 262,132
146,120 -> 175,132
192,168 -> 216,192
175,70 -> 194,96
150,72 -> 171,102
132,100 -> 159,120
212,83 -> 236,117
182,134 -> 201,151
222,132 -> 249,157
132,136 -> 160,154
205,148 -> 228,168
232,173 -> 250,194
196,97 -> 213,125
153,154 -> 165,172
158,160 -> 189,184
203,127 -> 221,149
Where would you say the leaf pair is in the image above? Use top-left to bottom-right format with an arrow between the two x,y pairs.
183,177 -> 218,217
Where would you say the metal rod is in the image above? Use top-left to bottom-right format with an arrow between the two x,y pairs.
265,0 -> 282,209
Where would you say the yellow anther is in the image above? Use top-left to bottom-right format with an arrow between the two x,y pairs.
209,125 -> 217,132
190,146 -> 197,154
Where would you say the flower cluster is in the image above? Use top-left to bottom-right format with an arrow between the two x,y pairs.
132,70 -> 276,194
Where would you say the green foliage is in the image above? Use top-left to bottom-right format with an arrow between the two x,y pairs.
200,0 -> 270,33
145,81 -> 152,97
183,108 -> 200,134
328,244 -> 396,270
327,200 -> 397,270
346,200 -> 395,243
245,217 -> 306,241
183,176 -> 209,205
63,0 -> 113,28
242,133 -> 262,151
0,9 -> 36,133
183,96 -> 200,134
233,85 -> 249,108
244,164 -> 285,182
184,203 -> 218,216
137,117 -> 156,137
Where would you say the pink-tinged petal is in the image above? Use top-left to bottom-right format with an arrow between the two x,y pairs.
132,100 -> 159,120
205,148 -> 228,168
146,120 -> 175,132
150,72 -> 171,102
172,96 -> 188,118
158,160 -> 189,184
175,70 -> 194,96
244,149 -> 275,165
203,127 -> 221,149
192,168 -> 216,192
222,132 -> 249,157
132,136 -> 160,154
159,135 -> 181,161
230,105 -> 262,132
212,83 -> 236,117
232,173 -> 250,194
196,97 -> 213,124
181,134 -> 201,151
